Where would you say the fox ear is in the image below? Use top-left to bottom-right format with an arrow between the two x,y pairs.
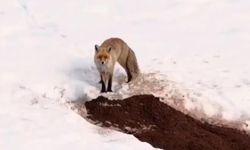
108,47 -> 112,53
95,44 -> 99,52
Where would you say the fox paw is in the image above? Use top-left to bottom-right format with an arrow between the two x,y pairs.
107,89 -> 113,92
100,89 -> 106,93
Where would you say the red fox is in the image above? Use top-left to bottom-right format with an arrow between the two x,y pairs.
94,38 -> 140,92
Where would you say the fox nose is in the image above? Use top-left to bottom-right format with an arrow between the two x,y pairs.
101,61 -> 104,64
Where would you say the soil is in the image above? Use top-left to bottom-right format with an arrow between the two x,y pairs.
76,95 -> 250,150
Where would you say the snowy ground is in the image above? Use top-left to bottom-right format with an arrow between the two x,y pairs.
1,0 -> 250,149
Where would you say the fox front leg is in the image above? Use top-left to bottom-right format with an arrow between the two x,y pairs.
107,75 -> 113,92
100,75 -> 106,93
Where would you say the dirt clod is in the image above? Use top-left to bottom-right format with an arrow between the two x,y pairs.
80,95 -> 250,150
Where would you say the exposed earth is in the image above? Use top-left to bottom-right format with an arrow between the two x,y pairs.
74,95 -> 250,150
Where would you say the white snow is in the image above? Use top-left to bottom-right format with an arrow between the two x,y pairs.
1,0 -> 250,149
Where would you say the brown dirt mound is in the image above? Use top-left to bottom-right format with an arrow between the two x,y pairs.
79,95 -> 250,150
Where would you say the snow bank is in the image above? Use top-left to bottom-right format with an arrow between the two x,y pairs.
1,0 -> 250,149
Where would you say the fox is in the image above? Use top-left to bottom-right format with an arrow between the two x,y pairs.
94,38 -> 140,93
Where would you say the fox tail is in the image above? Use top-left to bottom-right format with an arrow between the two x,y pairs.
125,48 -> 140,82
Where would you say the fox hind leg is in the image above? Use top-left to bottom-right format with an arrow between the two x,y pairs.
126,68 -> 132,83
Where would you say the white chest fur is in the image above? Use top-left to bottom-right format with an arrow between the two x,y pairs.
96,61 -> 112,74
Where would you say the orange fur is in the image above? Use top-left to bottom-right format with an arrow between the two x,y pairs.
94,38 -> 140,92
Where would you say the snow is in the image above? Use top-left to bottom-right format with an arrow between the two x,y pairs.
0,98 -> 155,150
1,0 -> 250,149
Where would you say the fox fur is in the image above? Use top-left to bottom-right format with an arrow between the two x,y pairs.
94,38 -> 140,92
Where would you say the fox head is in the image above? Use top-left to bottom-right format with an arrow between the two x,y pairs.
95,44 -> 112,65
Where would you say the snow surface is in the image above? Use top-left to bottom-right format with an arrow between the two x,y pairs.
1,0 -> 250,149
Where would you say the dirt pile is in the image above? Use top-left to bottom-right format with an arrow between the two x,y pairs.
77,95 -> 250,150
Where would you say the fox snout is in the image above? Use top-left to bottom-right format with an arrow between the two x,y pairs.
99,59 -> 107,65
